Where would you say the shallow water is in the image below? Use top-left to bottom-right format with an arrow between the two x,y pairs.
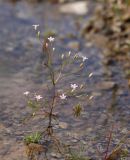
0,0 -> 129,159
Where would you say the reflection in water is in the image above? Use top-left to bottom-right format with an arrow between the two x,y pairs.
108,85 -> 118,113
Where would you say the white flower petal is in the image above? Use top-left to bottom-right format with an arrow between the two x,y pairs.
89,73 -> 93,78
68,51 -> 71,56
60,93 -> 66,100
23,91 -> 30,96
82,56 -> 88,62
32,24 -> 39,30
48,36 -> 55,42
35,95 -> 43,100
61,54 -> 64,59
71,84 -> 78,92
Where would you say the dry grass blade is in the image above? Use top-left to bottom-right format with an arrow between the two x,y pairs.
106,132 -> 129,160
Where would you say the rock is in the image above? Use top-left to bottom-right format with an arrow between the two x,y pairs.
49,0 -> 59,4
97,114 -> 107,124
67,41 -> 80,50
81,112 -> 89,118
122,12 -> 130,22
53,124 -> 59,129
87,34 -> 108,48
85,42 -> 93,47
86,128 -> 93,133
93,19 -> 105,32
26,37 -> 41,46
91,92 -> 102,97
71,139 -> 78,143
103,58 -> 115,66
111,24 -> 121,33
97,81 -> 117,90
59,122 -> 68,129
80,140 -> 87,145
16,9 -> 31,20
0,123 -> 6,131
116,89 -> 124,96
125,69 -> 130,77
69,132 -> 79,139
5,46 -> 14,52
51,152 -> 62,158
59,1 -> 88,16
81,20 -> 94,36
103,49 -> 114,57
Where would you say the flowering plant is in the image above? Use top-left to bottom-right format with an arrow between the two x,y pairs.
23,24 -> 94,159
23,24 -> 129,160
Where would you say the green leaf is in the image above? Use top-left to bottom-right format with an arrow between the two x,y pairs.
73,104 -> 82,117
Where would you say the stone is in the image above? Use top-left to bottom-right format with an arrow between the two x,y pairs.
97,81 -> 117,90
97,114 -> 107,124
86,128 -> 93,133
67,41 -> 80,50
51,152 -> 62,158
59,1 -> 88,16
26,37 -> 41,46
71,139 -> 78,143
80,140 -> 87,145
81,20 -> 93,36
5,46 -> 14,52
93,19 -> 105,32
88,34 -> 108,48
103,58 -> 115,66
59,122 -> 68,129
116,89 -> 124,96
122,12 -> 130,22
85,42 -> 93,47
91,92 -> 102,97
53,124 -> 59,129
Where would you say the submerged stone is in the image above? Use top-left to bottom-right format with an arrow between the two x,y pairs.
59,122 -> 68,129
67,41 -> 80,50
59,1 -> 88,16
96,81 -> 117,90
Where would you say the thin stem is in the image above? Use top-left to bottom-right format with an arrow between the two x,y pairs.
103,125 -> 114,160
48,84 -> 56,127
111,132 -> 129,153
46,58 -> 56,135
55,61 -> 65,84
42,38 -> 57,136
